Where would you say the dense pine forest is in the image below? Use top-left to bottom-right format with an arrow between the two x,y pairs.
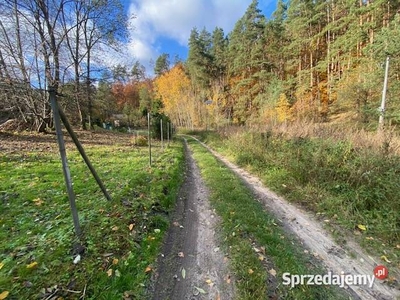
162,0 -> 400,130
1,0 -> 400,131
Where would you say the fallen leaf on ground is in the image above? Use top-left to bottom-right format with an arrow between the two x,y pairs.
0,263 -> 4,270
145,266 -> 152,273
128,224 -> 134,231
269,269 -> 277,277
225,275 -> 231,284
32,198 -> 44,206
194,287 -> 207,294
248,269 -> 254,274
113,258 -> 119,265
206,279 -> 213,286
357,224 -> 367,231
182,268 -> 186,279
26,262 -> 38,269
115,270 -> 121,277
0,291 -> 9,300
107,269 -> 113,277
396,245 -> 400,249
366,237 -> 374,240
111,226 -> 119,231
258,255 -> 265,261
123,290 -> 134,300
381,255 -> 391,263
178,252 -> 184,258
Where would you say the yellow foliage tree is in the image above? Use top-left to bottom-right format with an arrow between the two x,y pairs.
154,64 -> 194,127
275,93 -> 292,123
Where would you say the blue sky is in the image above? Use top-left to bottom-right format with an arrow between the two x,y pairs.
119,0 -> 278,74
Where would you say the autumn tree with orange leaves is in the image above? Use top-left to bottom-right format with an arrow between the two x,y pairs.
154,63 -> 201,128
111,81 -> 141,126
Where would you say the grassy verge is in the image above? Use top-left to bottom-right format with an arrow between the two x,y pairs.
0,132 -> 184,299
187,137 -> 348,300
187,129 -> 400,271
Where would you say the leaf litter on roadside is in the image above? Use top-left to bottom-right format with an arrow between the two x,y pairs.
193,286 -> 207,295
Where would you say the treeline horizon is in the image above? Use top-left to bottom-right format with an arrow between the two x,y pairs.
1,0 -> 400,132
158,0 -> 400,130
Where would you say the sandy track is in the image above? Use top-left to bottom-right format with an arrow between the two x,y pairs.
151,140 -> 234,300
192,136 -> 400,300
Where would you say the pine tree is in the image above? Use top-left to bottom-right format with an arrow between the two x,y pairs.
209,27 -> 228,126
187,27 -> 213,89
367,13 -> 400,125
227,0 -> 266,124
210,27 -> 227,80
154,54 -> 170,76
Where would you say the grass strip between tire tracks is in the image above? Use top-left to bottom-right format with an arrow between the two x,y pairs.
187,137 -> 349,300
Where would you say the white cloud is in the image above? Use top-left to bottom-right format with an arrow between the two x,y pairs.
127,0 -> 256,72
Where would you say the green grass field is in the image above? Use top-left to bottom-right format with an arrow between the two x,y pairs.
0,131 -> 184,299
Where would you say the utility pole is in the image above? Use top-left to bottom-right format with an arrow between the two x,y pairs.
378,56 -> 390,132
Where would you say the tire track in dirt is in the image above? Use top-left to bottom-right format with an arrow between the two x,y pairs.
191,136 -> 400,300
151,140 -> 235,300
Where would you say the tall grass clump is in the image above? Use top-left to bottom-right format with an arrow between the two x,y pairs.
197,127 -> 400,264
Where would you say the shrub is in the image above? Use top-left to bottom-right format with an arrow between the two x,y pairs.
131,135 -> 148,146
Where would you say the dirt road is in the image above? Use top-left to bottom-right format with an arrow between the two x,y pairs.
151,137 -> 400,300
195,136 -> 400,300
151,141 -> 235,300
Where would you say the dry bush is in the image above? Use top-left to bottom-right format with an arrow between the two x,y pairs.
268,121 -> 400,156
130,135 -> 148,146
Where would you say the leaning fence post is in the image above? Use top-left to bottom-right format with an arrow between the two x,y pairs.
49,87 -> 81,237
58,106 -> 112,201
